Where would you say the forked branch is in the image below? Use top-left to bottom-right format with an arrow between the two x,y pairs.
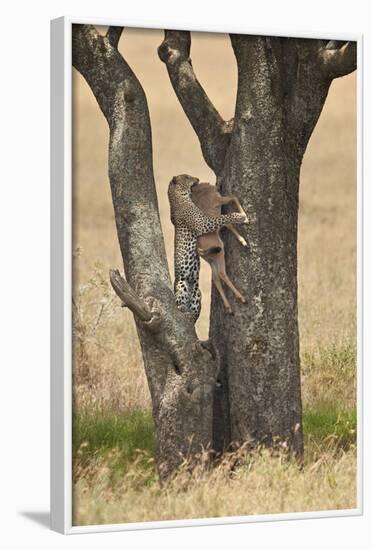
106,26 -> 124,48
72,24 -> 128,121
318,40 -> 357,78
158,30 -> 232,175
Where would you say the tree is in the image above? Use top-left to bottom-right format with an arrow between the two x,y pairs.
72,25 -> 356,479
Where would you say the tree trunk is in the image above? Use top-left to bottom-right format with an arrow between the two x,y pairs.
210,35 -> 356,455
209,37 -> 303,455
72,25 -> 218,480
212,161 -> 302,454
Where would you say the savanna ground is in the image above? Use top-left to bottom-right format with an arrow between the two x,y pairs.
71,29 -> 357,526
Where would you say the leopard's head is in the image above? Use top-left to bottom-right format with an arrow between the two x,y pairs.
168,174 -> 200,203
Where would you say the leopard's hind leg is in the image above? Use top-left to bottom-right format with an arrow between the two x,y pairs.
174,226 -> 201,321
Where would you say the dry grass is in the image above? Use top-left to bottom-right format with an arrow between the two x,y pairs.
72,28 -> 357,526
73,443 -> 356,526
72,260 -> 150,414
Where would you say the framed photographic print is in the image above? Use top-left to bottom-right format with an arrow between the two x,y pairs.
51,16 -> 362,534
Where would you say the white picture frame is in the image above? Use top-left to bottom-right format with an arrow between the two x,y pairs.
51,16 -> 363,535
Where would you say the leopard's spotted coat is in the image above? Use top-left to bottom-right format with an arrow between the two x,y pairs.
168,174 -> 248,321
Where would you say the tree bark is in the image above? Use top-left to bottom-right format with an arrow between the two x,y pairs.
210,36 -> 305,455
209,36 -> 356,455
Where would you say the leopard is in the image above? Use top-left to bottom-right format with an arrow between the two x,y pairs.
168,174 -> 249,321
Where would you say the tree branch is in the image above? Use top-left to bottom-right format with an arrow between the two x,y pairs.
318,41 -> 357,78
110,269 -> 151,322
324,40 -> 347,50
158,30 -> 232,175
109,269 -> 162,331
109,270 -> 213,380
278,37 -> 350,159
106,26 -> 123,48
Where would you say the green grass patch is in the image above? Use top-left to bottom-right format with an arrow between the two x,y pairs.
303,406 -> 356,449
73,409 -> 155,476
73,405 -> 356,475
